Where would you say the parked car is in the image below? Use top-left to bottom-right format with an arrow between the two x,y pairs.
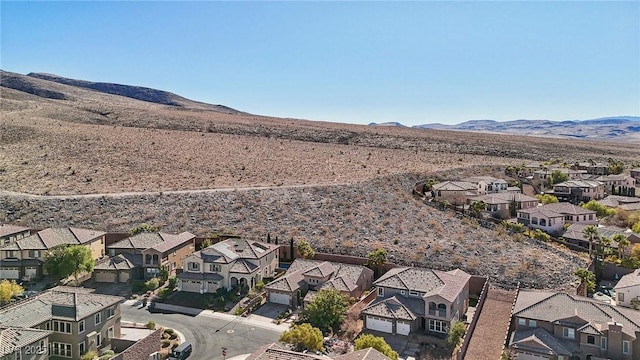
168,342 -> 192,360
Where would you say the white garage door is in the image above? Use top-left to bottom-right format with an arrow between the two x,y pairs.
24,267 -> 37,280
366,316 -> 393,333
0,268 -> 20,279
397,321 -> 411,335
94,271 -> 117,283
269,292 -> 290,305
180,280 -> 202,293
516,352 -> 550,360
119,271 -> 130,283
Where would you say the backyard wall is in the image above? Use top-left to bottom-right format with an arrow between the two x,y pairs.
111,328 -> 162,360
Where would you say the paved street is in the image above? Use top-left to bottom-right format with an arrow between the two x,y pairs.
120,300 -> 283,360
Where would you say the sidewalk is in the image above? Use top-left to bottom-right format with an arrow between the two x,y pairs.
142,301 -> 291,332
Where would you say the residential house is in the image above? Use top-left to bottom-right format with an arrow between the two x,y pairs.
177,238 -> 279,293
561,224 -> 640,252
597,195 -> 640,209
431,181 -> 478,205
0,227 -> 106,281
572,162 -> 610,176
361,267 -> 470,336
0,225 -> 30,246
614,269 -> 640,309
630,168 -> 640,182
468,192 -> 538,219
543,202 -> 598,225
533,168 -> 589,189
463,176 -> 509,195
522,163 -> 543,178
247,343 -> 391,360
95,231 -> 196,283
509,290 -> 640,359
517,208 -> 566,236
596,174 -> 637,195
0,286 -> 123,359
550,180 -> 606,204
265,259 -> 373,308
0,327 -> 51,360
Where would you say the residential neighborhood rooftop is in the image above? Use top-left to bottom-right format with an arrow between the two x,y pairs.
597,195 -> 640,208
432,181 -> 477,191
0,227 -> 105,251
539,202 -> 596,216
108,231 -> 195,252
266,259 -> 371,293
613,269 -> 640,290
0,326 -> 51,357
0,224 -> 29,238
195,238 -> 279,263
374,267 -> 470,302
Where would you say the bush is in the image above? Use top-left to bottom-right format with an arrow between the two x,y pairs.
170,333 -> 178,340
168,276 -> 177,290
98,355 -> 113,360
146,321 -> 156,329
172,343 -> 179,350
81,351 -> 98,360
131,280 -> 146,293
164,328 -> 175,335
162,340 -> 171,348
234,306 -> 244,315
255,280 -> 264,291
145,278 -> 160,291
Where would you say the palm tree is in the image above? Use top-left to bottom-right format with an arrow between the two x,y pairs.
612,234 -> 630,260
582,225 -> 600,260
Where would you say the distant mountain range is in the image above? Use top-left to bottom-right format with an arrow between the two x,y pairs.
370,116 -> 640,143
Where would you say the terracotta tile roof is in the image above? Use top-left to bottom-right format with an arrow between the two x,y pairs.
374,267 -> 470,302
0,287 -> 122,327
0,225 -> 29,238
514,291 -> 640,337
0,227 -> 104,251
0,327 -> 51,357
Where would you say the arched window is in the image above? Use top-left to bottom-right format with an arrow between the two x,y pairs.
539,218 -> 547,226
438,303 -> 447,317
531,217 -> 538,225
145,254 -> 152,265
429,302 -> 437,315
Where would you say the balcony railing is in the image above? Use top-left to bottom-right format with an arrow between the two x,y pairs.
428,310 -> 447,317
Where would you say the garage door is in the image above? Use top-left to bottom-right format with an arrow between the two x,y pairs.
0,268 -> 20,279
24,267 -> 37,280
119,271 -> 130,283
180,280 -> 202,293
397,321 -> 411,335
516,352 -> 550,360
269,291 -> 291,305
94,271 -> 117,283
366,316 -> 393,333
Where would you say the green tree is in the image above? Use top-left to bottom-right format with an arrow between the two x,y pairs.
158,266 -> 169,283
45,245 -> 95,285
447,321 -> 467,348
574,268 -> 596,296
581,200 -> 616,218
297,239 -> 316,259
470,200 -> 487,218
0,279 -> 24,305
535,194 -> 559,205
200,238 -> 213,250
613,234 -> 630,260
279,323 -> 324,352
633,220 -> 640,234
366,248 -> 387,268
608,158 -> 624,175
304,289 -> 348,333
582,225 -> 600,260
354,334 -> 398,360
129,223 -> 158,236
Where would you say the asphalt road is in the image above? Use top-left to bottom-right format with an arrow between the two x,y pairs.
120,302 -> 282,360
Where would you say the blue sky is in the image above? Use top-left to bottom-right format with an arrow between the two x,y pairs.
1,1 -> 639,126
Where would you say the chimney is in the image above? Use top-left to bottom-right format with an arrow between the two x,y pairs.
607,320 -> 623,359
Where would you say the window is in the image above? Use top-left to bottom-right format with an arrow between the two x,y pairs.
107,326 -> 114,339
95,312 -> 101,325
52,320 -> 72,334
600,337 -> 607,350
619,293 -> 625,302
209,264 -> 221,272
109,249 -> 115,257
518,318 -> 526,326
97,332 -> 102,347
106,306 -> 115,318
7,250 -> 15,258
562,327 -> 575,339
52,343 -> 72,357
409,290 -> 419,297
188,262 -> 200,271
428,319 -> 448,333
79,342 -> 85,355
30,250 -> 40,258
587,335 -> 595,344
529,319 -> 536,327
623,340 -> 629,354
377,287 -> 384,297
78,320 -> 85,333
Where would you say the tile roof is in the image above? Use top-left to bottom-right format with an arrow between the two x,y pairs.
517,208 -> 564,219
554,180 -> 604,189
94,254 -> 136,271
510,327 -> 573,356
0,227 -> 104,251
108,231 -> 195,253
0,327 -> 51,357
333,348 -> 391,360
0,225 -> 29,238
194,239 -> 279,263
0,287 -> 122,327
514,291 -> 640,337
230,259 -> 259,274
362,295 -> 422,320
597,195 -> 640,208
374,267 -> 470,302
595,174 -> 634,182
470,192 -> 538,205
620,203 -> 640,211
542,202 -> 596,216
562,224 -> 632,245
613,269 -> 640,289
432,181 -> 477,192
265,259 -> 371,294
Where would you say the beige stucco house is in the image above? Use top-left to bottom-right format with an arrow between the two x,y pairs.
614,269 -> 640,309
177,238 -> 279,293
431,181 -> 478,205
0,225 -> 31,246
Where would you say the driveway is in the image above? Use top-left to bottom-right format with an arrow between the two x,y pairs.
120,300 -> 283,359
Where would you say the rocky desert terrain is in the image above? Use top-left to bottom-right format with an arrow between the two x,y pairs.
3,70 -> 638,289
